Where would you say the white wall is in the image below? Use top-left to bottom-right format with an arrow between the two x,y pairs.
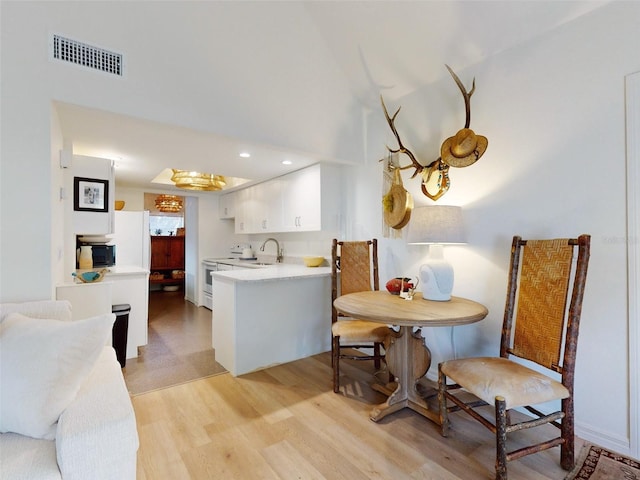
626,69 -> 640,465
347,2 -> 638,455
1,10 -> 54,301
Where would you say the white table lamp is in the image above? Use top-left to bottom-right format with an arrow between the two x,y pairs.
407,206 -> 466,301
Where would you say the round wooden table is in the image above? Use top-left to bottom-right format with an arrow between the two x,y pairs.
334,290 -> 488,423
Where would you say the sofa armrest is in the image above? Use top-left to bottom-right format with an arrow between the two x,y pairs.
55,348 -> 139,480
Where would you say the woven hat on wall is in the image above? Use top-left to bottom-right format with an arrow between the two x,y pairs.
383,168 -> 413,229
440,128 -> 488,168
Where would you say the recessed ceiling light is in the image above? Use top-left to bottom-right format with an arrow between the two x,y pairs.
239,152 -> 251,158
282,160 -> 292,165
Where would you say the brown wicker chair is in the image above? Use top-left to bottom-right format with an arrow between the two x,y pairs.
437,235 -> 591,480
331,239 -> 391,393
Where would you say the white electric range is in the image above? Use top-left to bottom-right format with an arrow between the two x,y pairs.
201,244 -> 256,310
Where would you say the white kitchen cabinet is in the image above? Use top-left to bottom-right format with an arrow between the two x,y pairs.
234,180 -> 283,234
56,282 -> 113,321
218,192 -> 235,219
106,268 -> 149,359
234,188 -> 251,233
281,164 -> 321,232
232,163 -> 339,234
212,271 -> 331,376
252,178 -> 283,233
55,267 -> 148,360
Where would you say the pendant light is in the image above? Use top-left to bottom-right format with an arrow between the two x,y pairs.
155,194 -> 183,213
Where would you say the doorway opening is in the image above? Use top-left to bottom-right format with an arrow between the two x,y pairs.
121,193 -> 224,394
146,193 -> 186,295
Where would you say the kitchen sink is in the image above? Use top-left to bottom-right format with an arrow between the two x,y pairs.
251,262 -> 272,266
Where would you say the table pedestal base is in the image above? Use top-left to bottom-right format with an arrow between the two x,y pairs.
370,326 -> 440,424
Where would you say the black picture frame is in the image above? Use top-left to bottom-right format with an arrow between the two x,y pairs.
73,177 -> 109,212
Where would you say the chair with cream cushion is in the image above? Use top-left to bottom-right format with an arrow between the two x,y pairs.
331,238 -> 391,393
437,235 -> 590,480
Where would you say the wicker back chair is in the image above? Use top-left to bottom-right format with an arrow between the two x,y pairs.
331,239 -> 391,393
437,235 -> 590,480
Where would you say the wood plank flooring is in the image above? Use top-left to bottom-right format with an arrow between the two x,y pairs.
133,351 -> 582,479
122,291 -> 226,395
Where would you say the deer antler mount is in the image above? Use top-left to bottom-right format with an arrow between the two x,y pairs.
381,65 -> 488,201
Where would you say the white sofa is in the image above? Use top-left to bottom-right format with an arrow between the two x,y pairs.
0,300 -> 139,480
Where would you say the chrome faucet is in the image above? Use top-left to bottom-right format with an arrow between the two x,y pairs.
260,238 -> 283,263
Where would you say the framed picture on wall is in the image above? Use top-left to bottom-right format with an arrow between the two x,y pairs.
74,177 -> 108,212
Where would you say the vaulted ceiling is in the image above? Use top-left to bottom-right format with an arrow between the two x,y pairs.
53,1 -> 609,192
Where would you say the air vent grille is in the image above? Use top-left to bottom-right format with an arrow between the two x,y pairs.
52,35 -> 122,76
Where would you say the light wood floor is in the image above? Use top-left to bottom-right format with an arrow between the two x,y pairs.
132,352 -> 583,479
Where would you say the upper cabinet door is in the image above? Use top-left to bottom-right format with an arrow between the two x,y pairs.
232,163 -> 335,234
281,164 -> 321,232
218,192 -> 235,219
234,188 -> 251,234
253,178 -> 284,233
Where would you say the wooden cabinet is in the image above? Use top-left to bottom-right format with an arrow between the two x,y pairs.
150,236 -> 185,286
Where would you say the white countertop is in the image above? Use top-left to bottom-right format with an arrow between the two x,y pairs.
106,265 -> 149,276
203,257 -> 270,269
74,265 -> 149,277
211,263 -> 331,282
64,265 -> 149,286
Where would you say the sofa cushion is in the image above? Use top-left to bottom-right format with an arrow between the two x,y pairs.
0,433 -> 61,480
0,312 -> 115,439
0,300 -> 72,324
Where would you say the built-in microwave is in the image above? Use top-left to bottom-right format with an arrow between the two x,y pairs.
91,245 -> 116,267
76,244 -> 116,268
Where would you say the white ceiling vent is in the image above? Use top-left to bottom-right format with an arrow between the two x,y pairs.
51,34 -> 123,76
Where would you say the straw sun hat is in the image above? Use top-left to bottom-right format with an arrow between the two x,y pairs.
383,169 -> 413,229
440,128 -> 488,168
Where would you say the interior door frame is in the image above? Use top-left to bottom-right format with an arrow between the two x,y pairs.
184,195 -> 199,304
626,70 -> 639,459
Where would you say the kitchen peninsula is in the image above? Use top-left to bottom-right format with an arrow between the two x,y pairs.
212,263 -> 331,376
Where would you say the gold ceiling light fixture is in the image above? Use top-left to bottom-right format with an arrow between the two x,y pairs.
170,169 -> 227,191
155,194 -> 183,213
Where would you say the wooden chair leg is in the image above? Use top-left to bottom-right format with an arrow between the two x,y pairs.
495,396 -> 508,480
374,342 -> 381,369
332,335 -> 340,393
331,335 -> 335,368
438,365 -> 450,437
561,397 -> 575,470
